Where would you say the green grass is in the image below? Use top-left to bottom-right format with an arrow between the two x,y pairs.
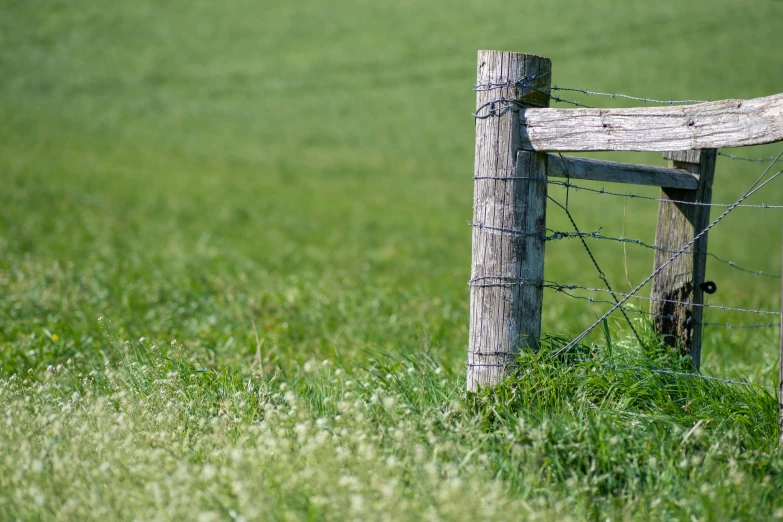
2,0 -> 783,519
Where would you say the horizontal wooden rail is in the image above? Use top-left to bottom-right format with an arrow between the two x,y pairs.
547,154 -> 698,189
521,93 -> 783,152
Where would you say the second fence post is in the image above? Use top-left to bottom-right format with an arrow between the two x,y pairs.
650,149 -> 717,369
467,51 -> 551,392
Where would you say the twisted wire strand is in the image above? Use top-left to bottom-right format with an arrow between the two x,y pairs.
700,322 -> 780,329
467,221 -> 547,240
718,151 -> 782,163
545,284 -> 679,321
547,228 -> 783,279
551,283 -> 780,316
475,80 -> 702,110
468,278 -> 781,328
467,276 -> 541,289
473,72 -> 551,92
550,86 -> 706,105
531,87 -> 593,107
548,178 -> 783,209
546,282 -> 779,328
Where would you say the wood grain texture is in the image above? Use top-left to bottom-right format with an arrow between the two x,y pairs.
547,154 -> 698,189
650,150 -> 716,369
468,51 -> 550,392
663,150 -> 702,163
520,94 -> 783,151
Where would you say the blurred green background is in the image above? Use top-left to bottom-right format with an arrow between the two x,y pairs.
2,0 -> 783,380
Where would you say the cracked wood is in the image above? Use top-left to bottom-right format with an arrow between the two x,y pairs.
520,93 -> 783,151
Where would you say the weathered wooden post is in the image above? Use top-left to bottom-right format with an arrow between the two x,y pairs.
650,150 -> 717,369
467,51 -> 551,391
779,225 -> 783,446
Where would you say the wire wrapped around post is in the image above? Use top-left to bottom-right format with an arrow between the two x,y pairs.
467,51 -> 551,392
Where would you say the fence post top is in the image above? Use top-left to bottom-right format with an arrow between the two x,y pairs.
477,50 -> 551,61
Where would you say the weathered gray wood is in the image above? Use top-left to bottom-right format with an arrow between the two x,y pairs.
547,154 -> 698,189
650,149 -> 716,369
468,51 -> 550,392
663,150 -> 702,163
519,93 -> 783,151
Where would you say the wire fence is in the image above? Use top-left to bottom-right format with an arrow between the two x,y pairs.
472,78 -> 783,392
551,148 -> 783,349
550,85 -> 706,106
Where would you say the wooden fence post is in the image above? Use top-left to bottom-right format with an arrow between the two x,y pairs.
467,51 -> 551,392
779,225 -> 783,446
650,149 -> 717,369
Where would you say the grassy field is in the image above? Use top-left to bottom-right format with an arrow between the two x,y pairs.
2,0 -> 783,519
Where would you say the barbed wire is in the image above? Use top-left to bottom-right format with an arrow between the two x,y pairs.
467,278 -> 681,324
473,181 -> 782,278
467,221 -> 577,241
473,90 -> 593,116
700,322 -> 779,329
546,284 -> 679,320
468,277 -> 781,330
474,77 -> 706,109
548,178 -> 783,209
546,285 -> 780,331
467,276 -> 541,288
473,98 -> 528,119
473,72 -> 551,92
547,283 -> 779,330
551,283 -> 780,316
473,175 -> 542,181
550,86 -> 706,106
547,227 -> 782,279
536,88 -> 593,108
473,221 -> 781,281
553,148 -> 783,357
547,229 -> 656,247
705,255 -> 782,279
718,151 -> 782,164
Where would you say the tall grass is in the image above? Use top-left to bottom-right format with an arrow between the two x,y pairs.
1,323 -> 781,520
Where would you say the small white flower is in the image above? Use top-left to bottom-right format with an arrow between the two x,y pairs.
201,465 -> 216,480
350,495 -> 364,512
